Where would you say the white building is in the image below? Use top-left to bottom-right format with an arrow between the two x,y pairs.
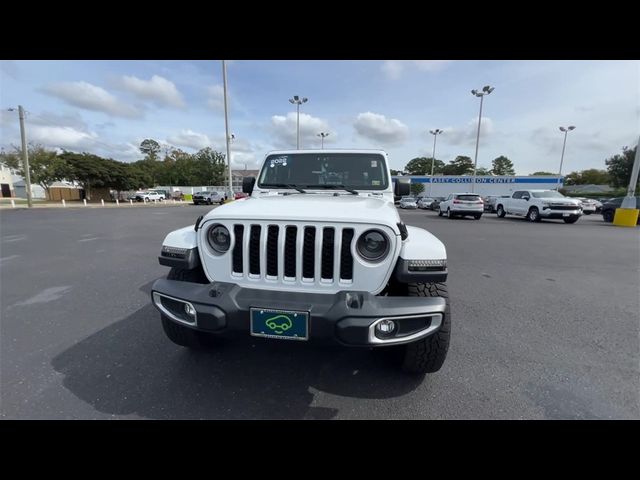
1,165 -> 15,198
394,175 -> 563,197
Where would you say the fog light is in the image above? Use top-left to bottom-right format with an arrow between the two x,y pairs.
184,303 -> 196,317
376,319 -> 396,334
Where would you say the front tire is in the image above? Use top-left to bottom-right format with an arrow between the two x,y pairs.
437,207 -> 443,217
161,266 -> 210,348
397,282 -> 451,374
496,205 -> 506,218
526,207 -> 540,222
563,216 -> 579,224
474,213 -> 482,220
447,208 -> 454,219
603,210 -> 614,223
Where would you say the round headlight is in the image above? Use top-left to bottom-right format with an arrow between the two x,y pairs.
356,229 -> 390,262
207,224 -> 230,253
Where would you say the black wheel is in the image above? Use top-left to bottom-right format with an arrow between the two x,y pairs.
563,216 -> 579,224
474,213 -> 482,220
160,266 -> 211,348
496,205 -> 506,218
584,211 -> 592,215
395,282 -> 451,374
207,199 -> 212,205
602,210 -> 614,223
437,207 -> 443,217
447,208 -> 454,219
526,207 -> 540,222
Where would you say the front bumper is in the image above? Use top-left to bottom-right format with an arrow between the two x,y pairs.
151,279 -> 446,346
540,208 -> 582,219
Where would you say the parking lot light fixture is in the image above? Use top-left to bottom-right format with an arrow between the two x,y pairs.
428,129 -> 443,196
557,125 -> 576,191
471,86 -> 495,193
289,95 -> 308,149
317,132 -> 330,149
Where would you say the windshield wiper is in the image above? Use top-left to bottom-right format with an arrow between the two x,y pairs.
306,184 -> 359,195
261,183 -> 307,194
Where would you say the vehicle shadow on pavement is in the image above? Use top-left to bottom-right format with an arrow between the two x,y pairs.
51,280 -> 424,419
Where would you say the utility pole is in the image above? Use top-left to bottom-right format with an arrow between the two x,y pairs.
8,106 -> 32,207
222,60 -> 233,198
428,129 -> 443,197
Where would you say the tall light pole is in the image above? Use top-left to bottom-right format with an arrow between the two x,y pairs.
289,95 -> 308,149
317,132 -> 330,149
471,85 -> 495,193
222,60 -> 233,198
428,129 -> 443,197
8,106 -> 32,208
557,126 -> 576,190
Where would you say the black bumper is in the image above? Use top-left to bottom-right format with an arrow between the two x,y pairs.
151,279 -> 446,346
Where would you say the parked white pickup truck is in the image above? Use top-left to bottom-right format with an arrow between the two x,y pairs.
495,189 -> 582,223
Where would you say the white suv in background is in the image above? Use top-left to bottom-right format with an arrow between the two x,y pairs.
438,193 -> 484,220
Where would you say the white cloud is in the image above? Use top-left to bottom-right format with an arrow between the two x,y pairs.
207,85 -> 225,111
269,112 -> 331,148
353,112 -> 409,144
29,125 -> 99,149
446,117 -> 494,146
382,60 -> 453,79
167,129 -> 212,150
44,81 -> 140,118
118,75 -> 185,108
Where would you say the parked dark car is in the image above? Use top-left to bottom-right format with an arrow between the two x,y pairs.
601,196 -> 640,223
429,197 -> 446,211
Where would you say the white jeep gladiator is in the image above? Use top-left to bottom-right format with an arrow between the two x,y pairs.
151,150 -> 450,374
495,189 -> 583,223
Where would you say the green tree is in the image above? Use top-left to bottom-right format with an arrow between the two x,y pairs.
531,171 -> 555,175
0,144 -> 68,197
59,151 -> 113,200
490,156 -> 516,176
475,167 -> 491,175
564,169 -> 611,186
442,156 -> 473,175
410,182 -> 425,196
139,139 -> 161,161
606,146 -> 638,189
404,157 -> 445,175
193,147 -> 227,185
390,169 -> 404,176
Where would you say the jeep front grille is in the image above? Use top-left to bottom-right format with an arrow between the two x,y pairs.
231,223 -> 355,283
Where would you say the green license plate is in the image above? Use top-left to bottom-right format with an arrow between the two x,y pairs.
250,308 -> 309,341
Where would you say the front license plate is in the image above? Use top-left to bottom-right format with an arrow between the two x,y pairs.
250,308 -> 309,341
563,212 -> 571,217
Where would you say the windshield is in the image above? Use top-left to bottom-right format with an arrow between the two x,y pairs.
531,191 -> 565,198
258,153 -> 388,191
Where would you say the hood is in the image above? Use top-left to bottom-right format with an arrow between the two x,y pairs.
538,197 -> 581,204
203,194 -> 401,229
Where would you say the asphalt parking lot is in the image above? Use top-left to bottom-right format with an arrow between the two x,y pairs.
1,205 -> 638,419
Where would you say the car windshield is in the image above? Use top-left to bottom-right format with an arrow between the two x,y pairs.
531,191 -> 565,198
258,153 -> 388,191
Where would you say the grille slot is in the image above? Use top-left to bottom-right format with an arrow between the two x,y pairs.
266,225 -> 279,277
321,228 -> 335,279
284,226 -> 297,278
232,225 -> 244,273
302,227 -> 316,279
249,225 -> 261,275
340,228 -> 355,280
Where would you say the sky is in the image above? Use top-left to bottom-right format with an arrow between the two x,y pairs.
1,60 -> 638,175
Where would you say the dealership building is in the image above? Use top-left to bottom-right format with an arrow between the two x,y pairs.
393,175 -> 563,197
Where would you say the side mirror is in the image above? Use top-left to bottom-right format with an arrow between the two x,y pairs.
394,178 -> 411,198
242,176 -> 256,194
523,196 -> 530,201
